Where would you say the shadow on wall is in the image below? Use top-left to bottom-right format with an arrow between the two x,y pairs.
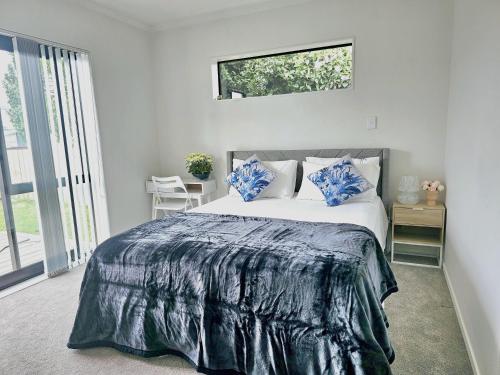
390,148 -> 447,202
444,234 -> 493,374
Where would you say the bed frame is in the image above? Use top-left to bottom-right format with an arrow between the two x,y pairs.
226,148 -> 390,208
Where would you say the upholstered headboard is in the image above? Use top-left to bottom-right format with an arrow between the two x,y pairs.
226,148 -> 390,207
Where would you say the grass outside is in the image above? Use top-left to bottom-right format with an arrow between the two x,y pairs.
0,195 -> 93,240
13,196 -> 39,234
0,195 -> 39,235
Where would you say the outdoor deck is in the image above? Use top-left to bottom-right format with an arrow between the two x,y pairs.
0,232 -> 43,276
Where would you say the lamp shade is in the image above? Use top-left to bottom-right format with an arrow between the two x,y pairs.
398,176 -> 420,193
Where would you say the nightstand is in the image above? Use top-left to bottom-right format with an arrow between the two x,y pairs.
146,178 -> 216,207
391,202 -> 446,268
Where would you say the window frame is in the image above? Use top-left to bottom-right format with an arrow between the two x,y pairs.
212,38 -> 355,100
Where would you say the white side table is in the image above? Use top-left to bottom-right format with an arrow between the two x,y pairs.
146,178 -> 216,207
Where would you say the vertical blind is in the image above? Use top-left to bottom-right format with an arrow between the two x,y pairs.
15,37 -> 108,275
40,45 -> 96,268
16,38 -> 67,276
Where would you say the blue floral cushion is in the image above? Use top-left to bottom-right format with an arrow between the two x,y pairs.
226,156 -> 276,202
307,156 -> 373,206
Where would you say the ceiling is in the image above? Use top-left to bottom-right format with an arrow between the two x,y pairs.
73,0 -> 316,31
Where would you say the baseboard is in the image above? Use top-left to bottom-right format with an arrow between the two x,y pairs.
0,273 -> 47,300
443,264 -> 481,375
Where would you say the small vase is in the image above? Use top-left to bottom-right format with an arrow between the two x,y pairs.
192,172 -> 209,180
426,190 -> 439,206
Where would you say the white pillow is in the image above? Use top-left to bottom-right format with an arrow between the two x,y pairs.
296,161 -> 379,201
295,162 -> 326,201
305,156 -> 380,187
229,159 -> 298,199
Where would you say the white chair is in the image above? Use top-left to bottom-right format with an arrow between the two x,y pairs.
151,176 -> 193,219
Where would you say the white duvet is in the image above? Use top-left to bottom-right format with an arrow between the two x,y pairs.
191,194 -> 389,249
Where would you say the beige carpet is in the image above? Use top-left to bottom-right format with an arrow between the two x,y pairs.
0,263 -> 472,374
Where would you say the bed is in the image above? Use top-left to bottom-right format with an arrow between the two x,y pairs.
68,148 -> 398,375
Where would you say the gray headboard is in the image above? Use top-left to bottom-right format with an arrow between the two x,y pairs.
226,148 -> 390,207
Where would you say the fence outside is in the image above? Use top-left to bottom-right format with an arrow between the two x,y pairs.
6,147 -> 34,184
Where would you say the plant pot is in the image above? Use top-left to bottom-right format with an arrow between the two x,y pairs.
426,190 -> 439,206
192,172 -> 210,180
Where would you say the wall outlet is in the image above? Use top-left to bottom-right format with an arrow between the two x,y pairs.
366,116 -> 377,130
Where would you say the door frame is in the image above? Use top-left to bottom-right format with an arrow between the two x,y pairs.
0,111 -> 44,291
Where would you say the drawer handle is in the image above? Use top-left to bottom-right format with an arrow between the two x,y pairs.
412,207 -> 424,211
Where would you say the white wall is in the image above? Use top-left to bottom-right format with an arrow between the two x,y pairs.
444,1 -> 500,374
153,0 -> 453,201
0,0 -> 159,234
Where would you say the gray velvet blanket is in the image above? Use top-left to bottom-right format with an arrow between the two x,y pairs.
68,212 -> 398,374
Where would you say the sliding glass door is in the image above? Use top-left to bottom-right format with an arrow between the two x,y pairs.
0,34 -> 43,289
0,33 -> 108,290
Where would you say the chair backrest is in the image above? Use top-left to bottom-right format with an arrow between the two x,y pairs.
151,176 -> 188,199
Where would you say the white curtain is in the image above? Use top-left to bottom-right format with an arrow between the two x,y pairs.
16,36 -> 108,275
39,44 -> 109,269
16,37 -> 67,276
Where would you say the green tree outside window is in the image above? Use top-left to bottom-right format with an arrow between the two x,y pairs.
2,62 -> 26,145
219,45 -> 352,99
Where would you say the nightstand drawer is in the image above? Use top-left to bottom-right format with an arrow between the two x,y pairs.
393,207 -> 443,227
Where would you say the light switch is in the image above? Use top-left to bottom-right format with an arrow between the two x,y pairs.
366,116 -> 377,130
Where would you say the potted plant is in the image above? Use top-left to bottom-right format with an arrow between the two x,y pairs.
185,153 -> 214,180
421,180 -> 445,206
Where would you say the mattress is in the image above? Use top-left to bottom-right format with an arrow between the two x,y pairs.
192,194 -> 389,249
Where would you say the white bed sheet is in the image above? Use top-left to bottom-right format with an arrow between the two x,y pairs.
191,195 -> 389,249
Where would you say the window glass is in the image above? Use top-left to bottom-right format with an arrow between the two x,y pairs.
11,193 -> 42,268
218,43 -> 352,100
0,36 -> 36,185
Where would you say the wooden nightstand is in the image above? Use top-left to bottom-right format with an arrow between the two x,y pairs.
391,202 -> 446,268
